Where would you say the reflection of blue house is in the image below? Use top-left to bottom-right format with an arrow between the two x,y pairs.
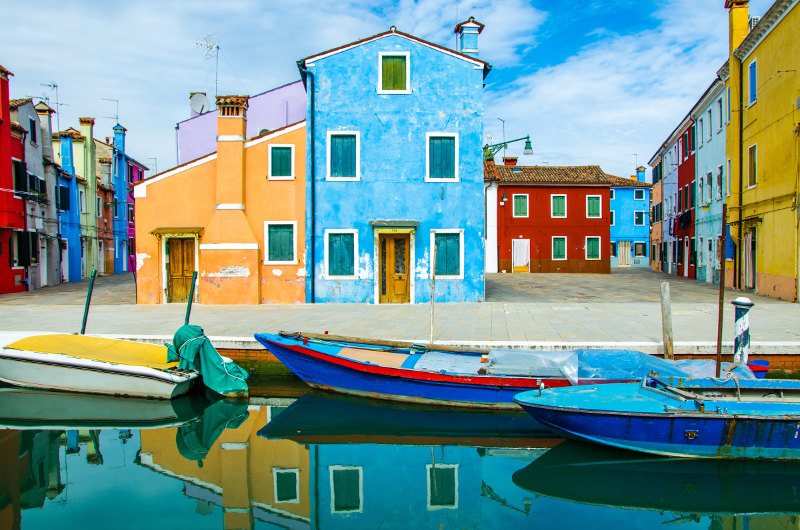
299,18 -> 489,303
607,168 -> 651,268
56,134 -> 82,282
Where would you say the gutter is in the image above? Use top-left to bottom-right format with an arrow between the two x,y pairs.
737,55 -> 744,290
297,61 -> 316,303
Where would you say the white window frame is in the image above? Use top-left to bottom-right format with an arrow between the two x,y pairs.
267,144 -> 295,180
634,241 -> 647,257
707,109 -> 713,140
748,59 -> 757,106
585,195 -> 602,218
329,465 -> 363,514
426,463 -> 458,510
550,194 -> 566,218
79,189 -> 86,213
326,131 -> 361,182
324,229 -> 359,280
698,118 -> 704,146
273,467 -> 300,504
609,210 -> 615,226
425,132 -> 459,183
634,189 -> 645,200
264,221 -> 298,265
716,165 -> 724,199
726,159 -> 732,196
609,189 -> 615,200
585,236 -> 601,260
726,86 -> 731,123
377,51 -> 411,95
747,143 -> 757,189
511,194 -> 528,218
716,98 -> 723,130
552,236 -> 567,261
429,229 -> 464,280
97,196 -> 102,218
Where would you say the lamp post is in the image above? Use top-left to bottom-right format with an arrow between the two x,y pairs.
483,135 -> 533,161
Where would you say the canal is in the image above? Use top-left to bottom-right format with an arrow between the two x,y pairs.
2,378 -> 800,529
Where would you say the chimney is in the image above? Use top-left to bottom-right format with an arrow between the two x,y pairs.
454,16 -> 484,58
636,165 -> 646,182
78,117 -> 95,144
113,123 -> 127,154
215,95 -> 249,207
726,0 -> 750,54
502,157 -> 518,166
35,102 -> 55,161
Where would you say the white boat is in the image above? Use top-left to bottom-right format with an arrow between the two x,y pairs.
0,333 -> 198,400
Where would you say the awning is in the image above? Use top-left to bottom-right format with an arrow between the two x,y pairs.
150,227 -> 204,235
368,219 -> 420,227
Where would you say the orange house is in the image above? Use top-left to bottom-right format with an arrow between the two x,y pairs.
133,95 -> 306,304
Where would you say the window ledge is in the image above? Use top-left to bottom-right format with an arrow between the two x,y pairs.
265,260 -> 298,266
424,177 -> 459,183
377,89 -> 412,95
268,175 -> 295,181
326,176 -> 361,182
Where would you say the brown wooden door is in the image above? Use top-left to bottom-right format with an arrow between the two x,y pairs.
168,238 -> 195,303
379,234 -> 410,303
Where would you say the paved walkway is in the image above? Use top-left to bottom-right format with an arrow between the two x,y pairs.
0,269 -> 797,353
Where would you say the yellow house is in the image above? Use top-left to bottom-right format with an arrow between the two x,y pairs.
724,0 -> 800,301
133,95 -> 306,304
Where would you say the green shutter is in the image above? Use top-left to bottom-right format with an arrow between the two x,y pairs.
381,56 -> 406,91
587,197 -> 600,217
553,238 -> 565,260
332,469 -> 360,511
587,238 -> 600,259
275,472 -> 297,502
513,195 -> 527,217
552,196 -> 565,217
429,467 -> 456,506
331,135 -> 356,178
268,224 -> 294,262
329,233 -> 355,276
429,137 -> 455,179
434,233 -> 460,276
271,147 -> 291,177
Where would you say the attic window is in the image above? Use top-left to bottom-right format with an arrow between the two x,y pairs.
378,52 -> 410,94
511,167 -> 522,173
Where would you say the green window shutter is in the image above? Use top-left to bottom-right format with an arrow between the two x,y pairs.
331,135 -> 356,178
275,471 -> 297,502
513,195 -> 527,217
381,56 -> 406,91
552,196 -> 565,217
271,147 -> 291,177
332,469 -> 361,511
553,238 -> 565,260
329,233 -> 355,276
429,137 -> 455,179
587,238 -> 600,259
268,224 -> 294,262
434,233 -> 460,276
429,467 -> 456,506
587,197 -> 600,217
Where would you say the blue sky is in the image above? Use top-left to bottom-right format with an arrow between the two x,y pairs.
2,0 -> 772,179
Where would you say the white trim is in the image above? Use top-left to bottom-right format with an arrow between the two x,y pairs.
634,189 -> 645,200
738,1 -> 799,61
245,121 -> 306,148
216,203 -> 244,210
609,189 -> 615,200
329,465 -> 363,514
199,243 -> 259,250
586,195 -> 602,218
326,131 -> 361,181
377,51 -> 411,94
216,135 -> 244,142
272,467 -> 300,504
430,229 -> 464,280
550,194 -> 566,218
424,132 -> 459,182
747,58 -> 758,106
511,194 -> 528,218
426,463 -> 458,510
552,236 -> 567,261
264,221 -> 298,265
161,235 -> 199,304
610,210 -> 615,226
324,229 -> 359,280
267,144 -> 296,180
634,210 -> 646,226
585,236 -> 602,260
373,229 -> 416,305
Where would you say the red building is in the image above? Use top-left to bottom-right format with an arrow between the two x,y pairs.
486,161 -> 611,273
674,121 -> 696,278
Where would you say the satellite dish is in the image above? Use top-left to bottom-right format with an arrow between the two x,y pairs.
190,93 -> 210,115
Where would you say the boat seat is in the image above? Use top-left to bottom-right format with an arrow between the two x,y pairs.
4,334 -> 175,370
337,347 -> 409,368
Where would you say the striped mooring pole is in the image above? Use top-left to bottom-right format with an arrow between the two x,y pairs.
732,296 -> 755,364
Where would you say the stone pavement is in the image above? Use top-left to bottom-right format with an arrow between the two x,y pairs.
0,269 -> 798,353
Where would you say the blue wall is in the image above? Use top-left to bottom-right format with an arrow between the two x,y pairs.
112,125 -> 128,274
609,187 -> 650,267
58,136 -> 83,282
304,33 -> 485,303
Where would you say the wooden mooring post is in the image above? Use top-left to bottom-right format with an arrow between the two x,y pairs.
660,281 -> 674,360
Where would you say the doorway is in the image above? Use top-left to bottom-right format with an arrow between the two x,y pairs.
743,228 -> 756,290
167,237 -> 195,303
683,238 -> 689,277
512,239 -> 530,272
618,241 -> 631,267
378,233 -> 410,304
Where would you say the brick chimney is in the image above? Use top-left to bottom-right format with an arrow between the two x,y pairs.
454,17 -> 484,58
502,157 -> 518,166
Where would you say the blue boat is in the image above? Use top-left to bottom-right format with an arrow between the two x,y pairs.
515,377 -> 800,460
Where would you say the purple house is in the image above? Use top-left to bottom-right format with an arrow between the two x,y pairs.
175,80 -> 306,164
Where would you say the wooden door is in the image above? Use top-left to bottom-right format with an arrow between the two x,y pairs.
379,234 -> 410,304
168,238 -> 195,303
618,241 -> 631,267
744,230 -> 756,289
512,239 -> 530,272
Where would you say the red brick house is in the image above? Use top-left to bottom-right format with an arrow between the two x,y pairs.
485,161 -> 611,274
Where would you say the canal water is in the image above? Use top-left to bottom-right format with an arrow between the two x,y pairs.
3,380 -> 800,529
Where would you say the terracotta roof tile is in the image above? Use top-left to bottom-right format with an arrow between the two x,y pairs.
485,161 -> 612,186
604,173 -> 652,188
9,121 -> 26,134
9,98 -> 32,109
0,65 -> 13,76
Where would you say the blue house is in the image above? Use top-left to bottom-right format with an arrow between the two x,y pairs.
299,18 -> 489,303
608,168 -> 651,268
55,133 -> 83,282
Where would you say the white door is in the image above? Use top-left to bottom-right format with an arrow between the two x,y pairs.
744,231 -> 754,289
512,239 -> 530,273
39,240 -> 47,286
683,239 -> 689,276
618,241 -> 631,267
61,240 -> 68,282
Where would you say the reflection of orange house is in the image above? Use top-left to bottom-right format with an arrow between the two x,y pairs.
133,95 -> 306,304
0,430 -> 21,530
139,406 -> 310,529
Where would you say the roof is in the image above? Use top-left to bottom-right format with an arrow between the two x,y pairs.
0,65 -> 12,77
484,161 -> 613,186
454,16 -> 485,34
9,121 -> 26,134
175,80 -> 303,126
55,128 -> 85,140
734,0 -> 797,60
604,173 -> 652,188
9,98 -> 32,109
34,101 -> 55,114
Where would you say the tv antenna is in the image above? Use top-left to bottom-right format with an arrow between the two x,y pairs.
102,98 -> 119,123
41,82 -> 63,133
196,33 -> 220,97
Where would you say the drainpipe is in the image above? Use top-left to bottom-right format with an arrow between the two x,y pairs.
297,61 -> 316,303
737,56 -> 744,290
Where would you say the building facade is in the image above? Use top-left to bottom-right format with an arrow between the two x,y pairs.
608,168 -> 651,268
674,119 -> 697,279
53,132 -> 82,283
649,158 -> 663,271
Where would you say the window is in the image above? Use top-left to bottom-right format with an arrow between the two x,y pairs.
748,145 -> 757,187
690,182 -> 695,208
378,52 -> 410,93
512,194 -> 528,218
551,195 -> 566,218
265,222 -> 297,264
327,132 -> 360,181
12,160 -> 26,193
97,197 -> 102,217
677,189 -> 682,212
273,468 -> 300,504
427,464 -> 458,509
78,190 -> 86,213
726,86 -> 731,123
634,211 -> 645,226
698,118 -> 703,146
431,230 -> 463,278
634,189 -> 645,200
610,241 -> 617,257
552,236 -> 566,260
426,133 -> 458,181
586,196 -> 601,218
585,236 -> 601,260
727,159 -> 732,196
634,242 -> 646,257
114,200 -> 119,218
609,189 -> 615,200
128,203 -> 135,222
325,229 -> 358,279
684,185 -> 689,210
698,238 -> 704,266
748,60 -> 757,105
716,98 -> 723,129
716,165 -> 723,199
610,210 -> 615,226
268,145 -> 294,180
699,176 -> 705,205
58,185 -> 70,210
707,110 -> 712,140
330,466 -> 362,513
29,118 -> 37,144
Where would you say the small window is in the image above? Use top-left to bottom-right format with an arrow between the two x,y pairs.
325,230 -> 357,278
707,110 -> 713,140
432,230 -> 463,278
610,241 -> 617,257
426,134 -> 458,181
552,236 -> 566,261
634,242 -> 646,257
678,189 -> 683,211
726,86 -> 731,123
96,196 -> 102,217
427,464 -> 458,509
698,118 -> 704,146
512,194 -> 528,218
716,166 -> 723,199
379,52 -> 410,93
79,190 -> 86,213
327,132 -> 359,181
551,195 -> 566,218
330,466 -> 362,513
273,468 -> 300,504
609,189 -> 615,200
269,145 -> 294,180
634,189 -> 645,200
586,196 -> 601,218
748,145 -> 757,187
716,98 -> 723,129
609,210 -> 615,226
748,60 -> 757,105
265,222 -> 297,264
114,200 -> 119,218
585,236 -> 601,260
29,118 -> 37,144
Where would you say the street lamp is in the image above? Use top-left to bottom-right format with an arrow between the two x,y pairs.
483,135 -> 533,161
